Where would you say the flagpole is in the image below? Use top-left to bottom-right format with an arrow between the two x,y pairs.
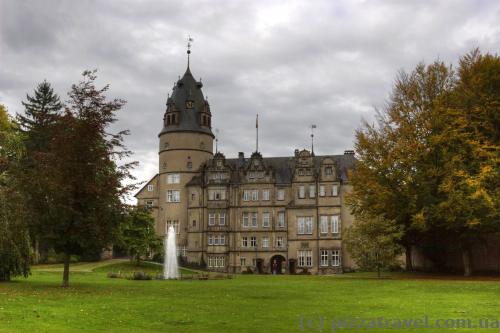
256,114 -> 259,153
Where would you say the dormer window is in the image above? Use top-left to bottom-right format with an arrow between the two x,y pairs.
325,167 -> 333,176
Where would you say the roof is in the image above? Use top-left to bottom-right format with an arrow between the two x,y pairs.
159,66 -> 214,137
186,153 -> 356,186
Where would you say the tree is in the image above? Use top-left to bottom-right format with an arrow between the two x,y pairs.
429,50 -> 500,276
344,214 -> 403,278
0,104 -> 31,281
16,80 -> 62,263
120,207 -> 162,263
34,70 -> 136,287
349,61 -> 454,271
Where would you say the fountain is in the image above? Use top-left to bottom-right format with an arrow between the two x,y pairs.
163,226 -> 179,279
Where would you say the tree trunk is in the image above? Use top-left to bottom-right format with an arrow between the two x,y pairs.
62,252 -> 70,287
462,248 -> 472,277
377,265 -> 381,278
405,245 -> 413,271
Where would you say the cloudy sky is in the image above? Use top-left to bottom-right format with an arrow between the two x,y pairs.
1,0 -> 499,196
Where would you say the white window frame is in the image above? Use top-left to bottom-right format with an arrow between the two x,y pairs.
220,235 -> 225,245
332,185 -> 338,196
214,235 -> 219,245
277,189 -> 285,201
320,249 -> 329,267
262,212 -> 270,227
147,185 -> 154,192
262,237 -> 269,248
297,217 -> 305,234
319,185 -> 325,197
166,190 -> 180,203
331,249 -> 341,266
208,213 -> 216,226
298,250 -> 313,267
166,220 -> 179,234
325,167 -> 333,176
277,211 -> 285,228
276,236 -> 283,248
243,190 -> 251,201
251,212 -> 258,227
146,200 -> 153,208
262,189 -> 270,201
331,215 -> 340,234
167,173 -> 180,184
242,212 -> 249,228
320,215 -> 328,234
250,236 -> 257,247
240,257 -> 246,267
305,217 -> 313,234
242,236 -> 248,247
219,213 -> 226,226
309,185 -> 316,198
208,235 -> 214,245
298,185 -> 305,199
251,190 -> 259,201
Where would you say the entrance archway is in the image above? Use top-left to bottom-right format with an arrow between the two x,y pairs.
270,255 -> 286,274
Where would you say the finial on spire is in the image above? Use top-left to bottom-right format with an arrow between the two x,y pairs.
187,35 -> 194,68
215,128 -> 220,153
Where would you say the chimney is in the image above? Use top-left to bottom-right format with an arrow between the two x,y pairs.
294,149 -> 299,157
238,152 -> 245,166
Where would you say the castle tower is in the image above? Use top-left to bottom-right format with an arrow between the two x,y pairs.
158,49 -> 214,246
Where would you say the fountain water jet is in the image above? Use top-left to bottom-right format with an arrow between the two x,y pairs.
163,226 -> 179,279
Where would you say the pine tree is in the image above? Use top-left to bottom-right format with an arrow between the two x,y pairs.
17,80 -> 62,152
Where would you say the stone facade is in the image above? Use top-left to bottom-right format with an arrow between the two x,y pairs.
135,59 -> 357,274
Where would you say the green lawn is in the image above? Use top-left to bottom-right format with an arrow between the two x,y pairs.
0,262 -> 499,333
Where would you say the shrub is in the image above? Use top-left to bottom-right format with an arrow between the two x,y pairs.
107,272 -> 121,278
129,271 -> 152,280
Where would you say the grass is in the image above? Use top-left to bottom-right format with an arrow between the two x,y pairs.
0,262 -> 499,333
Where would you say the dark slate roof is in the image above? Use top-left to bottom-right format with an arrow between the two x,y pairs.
159,66 -> 214,137
186,153 -> 356,186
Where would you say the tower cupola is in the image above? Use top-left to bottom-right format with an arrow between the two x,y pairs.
160,58 -> 214,138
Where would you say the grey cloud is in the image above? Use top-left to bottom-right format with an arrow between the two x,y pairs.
1,0 -> 499,200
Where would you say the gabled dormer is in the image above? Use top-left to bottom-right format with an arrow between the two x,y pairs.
243,152 -> 273,182
293,149 -> 315,180
205,152 -> 231,184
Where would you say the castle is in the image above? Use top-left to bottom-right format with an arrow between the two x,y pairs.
135,51 -> 357,274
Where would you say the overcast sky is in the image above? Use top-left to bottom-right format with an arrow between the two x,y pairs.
1,0 -> 499,196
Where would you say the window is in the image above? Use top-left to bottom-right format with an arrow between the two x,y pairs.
167,173 -> 180,184
147,185 -> 154,191
325,167 -> 333,176
277,212 -> 285,228
166,190 -> 180,202
262,237 -> 269,248
242,236 -> 248,247
298,185 -> 305,199
166,220 -> 179,234
208,256 -> 225,268
187,161 -> 192,169
220,235 -> 225,245
262,212 -> 270,227
210,235 -> 225,245
262,189 -> 270,201
251,190 -> 259,201
320,250 -> 329,266
191,192 -> 196,201
319,185 -> 325,197
250,236 -> 257,247
208,189 -> 226,201
298,217 -> 305,234
240,257 -> 246,267
305,217 -> 313,234
320,215 -> 328,234
332,185 -> 338,196
214,235 -> 219,245
208,213 -> 216,226
298,250 -> 313,267
192,220 -> 197,228
219,213 -> 226,226
251,213 -> 258,227
331,215 -> 340,233
243,190 -> 251,201
331,250 -> 341,266
277,189 -> 285,201
242,212 -> 249,227
276,236 -> 283,248
309,185 -> 316,198
146,200 -> 153,208
208,235 -> 214,245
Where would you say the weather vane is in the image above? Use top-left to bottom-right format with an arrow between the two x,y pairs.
311,124 -> 317,155
187,35 -> 194,67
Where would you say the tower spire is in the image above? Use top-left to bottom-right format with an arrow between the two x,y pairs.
187,35 -> 193,69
